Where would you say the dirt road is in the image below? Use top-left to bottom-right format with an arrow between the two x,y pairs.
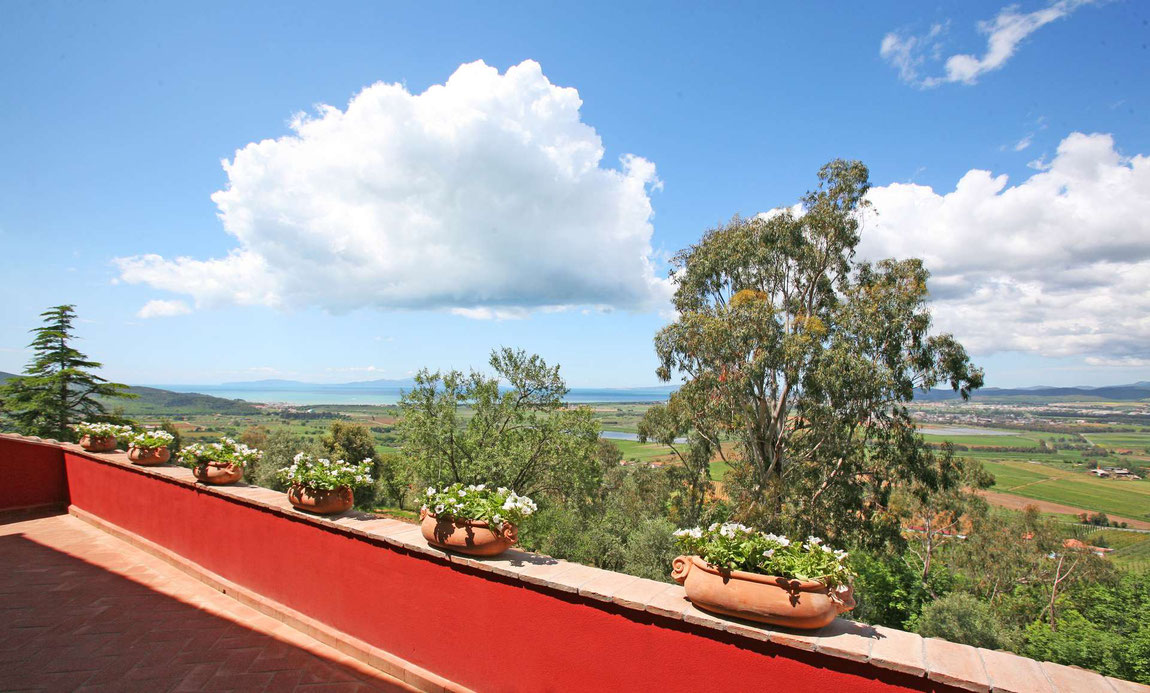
978,490 -> 1150,530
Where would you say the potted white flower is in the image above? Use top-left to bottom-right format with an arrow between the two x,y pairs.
70,422 -> 132,453
671,523 -> 856,629
178,438 -> 260,484
125,428 -> 176,466
420,483 -> 537,556
276,453 -> 373,515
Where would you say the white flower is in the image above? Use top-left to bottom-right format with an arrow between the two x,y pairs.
834,549 -> 848,561
434,504 -> 445,514
426,487 -> 436,497
807,536 -> 823,546
763,548 -> 775,558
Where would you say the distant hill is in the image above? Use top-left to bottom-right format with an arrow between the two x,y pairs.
915,382 -> 1150,403
115,386 -> 260,415
1,371 -> 259,415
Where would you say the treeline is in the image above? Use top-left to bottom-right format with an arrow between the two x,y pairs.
926,442 -> 1056,454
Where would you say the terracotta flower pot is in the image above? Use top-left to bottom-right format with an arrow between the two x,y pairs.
287,484 -> 353,515
671,555 -> 855,630
128,446 -> 171,466
420,508 -> 517,556
192,462 -> 244,485
79,435 -> 117,453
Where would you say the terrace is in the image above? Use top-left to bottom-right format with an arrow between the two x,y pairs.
1,432 -> 1146,693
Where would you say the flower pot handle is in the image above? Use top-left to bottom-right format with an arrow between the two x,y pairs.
671,555 -> 693,584
501,523 -> 519,544
419,507 -> 429,521
830,586 -> 856,614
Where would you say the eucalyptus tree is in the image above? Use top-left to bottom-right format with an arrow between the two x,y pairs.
654,160 -> 983,545
398,348 -> 600,502
0,305 -> 133,440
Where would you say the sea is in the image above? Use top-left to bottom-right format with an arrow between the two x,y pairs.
155,385 -> 674,407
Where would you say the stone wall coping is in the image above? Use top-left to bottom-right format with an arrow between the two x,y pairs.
4,432 -> 1146,693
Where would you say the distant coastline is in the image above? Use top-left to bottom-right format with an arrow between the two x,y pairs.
148,384 -> 676,406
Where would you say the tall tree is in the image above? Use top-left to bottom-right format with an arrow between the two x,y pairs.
0,305 -> 133,440
398,348 -> 600,501
637,395 -> 715,525
654,160 -> 983,545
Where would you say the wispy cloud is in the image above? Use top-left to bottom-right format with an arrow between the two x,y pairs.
882,1 -> 1097,87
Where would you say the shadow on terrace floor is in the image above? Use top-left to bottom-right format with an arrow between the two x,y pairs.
0,513 -> 411,692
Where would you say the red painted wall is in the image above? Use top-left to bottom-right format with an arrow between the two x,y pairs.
0,437 -> 68,511
60,449 -> 946,693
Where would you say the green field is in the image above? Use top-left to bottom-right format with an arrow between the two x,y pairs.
1084,433 -> 1150,452
981,460 -> 1049,489
982,460 -> 1150,521
613,439 -> 676,463
921,432 -> 1039,447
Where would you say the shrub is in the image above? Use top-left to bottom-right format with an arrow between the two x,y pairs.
915,592 -> 1007,650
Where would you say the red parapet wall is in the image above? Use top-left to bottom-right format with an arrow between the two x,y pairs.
60,451 -> 925,693
0,436 -> 68,512
7,434 -> 1120,693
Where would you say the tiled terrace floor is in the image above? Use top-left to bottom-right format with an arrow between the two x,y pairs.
0,512 -> 413,693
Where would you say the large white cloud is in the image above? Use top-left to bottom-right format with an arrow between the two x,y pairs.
116,60 -> 671,317
858,132 -> 1150,362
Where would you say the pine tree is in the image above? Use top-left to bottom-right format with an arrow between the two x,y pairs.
0,305 -> 133,440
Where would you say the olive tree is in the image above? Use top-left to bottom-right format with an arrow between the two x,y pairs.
654,160 -> 983,545
398,348 -> 600,501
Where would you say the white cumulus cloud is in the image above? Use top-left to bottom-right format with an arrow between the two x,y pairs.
882,1 -> 1097,87
857,132 -> 1150,363
136,299 -> 192,319
116,60 -> 671,317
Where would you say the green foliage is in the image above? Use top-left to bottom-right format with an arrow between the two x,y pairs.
321,422 -> 375,465
250,428 -> 300,490
653,163 -> 982,546
915,592 -> 1010,650
0,305 -> 134,439
156,420 -> 183,453
399,348 -> 600,502
595,439 -> 623,474
423,483 -> 537,529
673,523 -> 855,588
276,452 -> 373,491
1020,573 -> 1150,684
638,396 -> 713,524
848,549 -> 932,629
366,452 -> 411,509
519,464 -> 677,579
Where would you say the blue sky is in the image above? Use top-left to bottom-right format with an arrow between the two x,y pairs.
2,1 -> 1148,388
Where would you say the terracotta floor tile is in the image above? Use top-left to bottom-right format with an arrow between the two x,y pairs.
0,513 -> 411,692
